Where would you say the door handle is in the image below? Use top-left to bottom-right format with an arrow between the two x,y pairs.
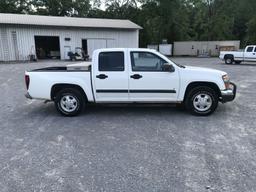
96,74 -> 108,79
253,53 -> 256,55
130,74 -> 143,79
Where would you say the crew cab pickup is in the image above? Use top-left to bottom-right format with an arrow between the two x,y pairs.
219,45 -> 256,64
25,48 -> 236,116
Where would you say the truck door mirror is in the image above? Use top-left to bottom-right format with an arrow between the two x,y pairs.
162,63 -> 175,72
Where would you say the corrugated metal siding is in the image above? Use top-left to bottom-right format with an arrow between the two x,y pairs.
0,27 -> 10,61
0,29 -> 3,61
0,24 -> 139,61
11,31 -> 19,60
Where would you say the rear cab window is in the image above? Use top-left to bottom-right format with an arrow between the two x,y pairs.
98,52 -> 124,71
246,47 -> 254,52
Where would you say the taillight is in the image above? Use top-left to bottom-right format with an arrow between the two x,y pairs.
25,75 -> 30,90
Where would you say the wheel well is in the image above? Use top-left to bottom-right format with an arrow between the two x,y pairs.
51,84 -> 88,101
224,54 -> 234,60
184,82 -> 221,101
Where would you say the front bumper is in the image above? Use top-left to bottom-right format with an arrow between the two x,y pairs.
25,92 -> 32,99
220,82 -> 237,103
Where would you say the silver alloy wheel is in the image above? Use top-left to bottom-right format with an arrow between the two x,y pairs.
60,95 -> 78,113
226,58 -> 232,64
193,93 -> 212,112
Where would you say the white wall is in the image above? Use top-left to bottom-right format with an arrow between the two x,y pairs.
0,28 -> 4,61
173,41 -> 240,56
0,27 -> 15,61
0,24 -> 139,61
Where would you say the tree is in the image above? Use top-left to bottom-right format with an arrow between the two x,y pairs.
31,0 -> 90,16
2,0 -> 256,47
0,0 -> 31,13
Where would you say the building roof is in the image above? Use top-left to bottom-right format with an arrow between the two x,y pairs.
0,13 -> 142,30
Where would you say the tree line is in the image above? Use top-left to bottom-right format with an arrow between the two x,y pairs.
1,0 -> 255,47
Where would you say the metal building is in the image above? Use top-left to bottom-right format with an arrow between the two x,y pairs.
173,41 -> 240,57
0,13 -> 142,62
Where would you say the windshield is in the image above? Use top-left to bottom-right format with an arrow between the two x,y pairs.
158,52 -> 186,68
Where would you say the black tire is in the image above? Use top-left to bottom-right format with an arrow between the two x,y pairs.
225,57 -> 233,64
235,61 -> 241,64
54,88 -> 84,116
185,86 -> 218,116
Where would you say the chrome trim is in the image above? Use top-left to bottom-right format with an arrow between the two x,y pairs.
220,82 -> 236,103
221,89 -> 234,96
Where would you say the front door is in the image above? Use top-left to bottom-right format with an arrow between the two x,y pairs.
82,39 -> 88,55
94,51 -> 129,102
64,46 -> 71,60
128,51 -> 179,102
244,46 -> 256,61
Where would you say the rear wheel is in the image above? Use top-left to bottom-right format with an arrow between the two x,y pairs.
225,57 -> 233,64
185,86 -> 218,116
54,88 -> 84,116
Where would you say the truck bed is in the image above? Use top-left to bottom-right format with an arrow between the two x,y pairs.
25,62 -> 94,101
30,62 -> 92,72
219,51 -> 244,60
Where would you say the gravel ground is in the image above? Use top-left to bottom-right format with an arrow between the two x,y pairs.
0,58 -> 256,192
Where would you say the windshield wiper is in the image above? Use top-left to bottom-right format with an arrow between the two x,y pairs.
175,63 -> 186,68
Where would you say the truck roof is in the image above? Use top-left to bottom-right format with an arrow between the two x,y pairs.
94,48 -> 158,52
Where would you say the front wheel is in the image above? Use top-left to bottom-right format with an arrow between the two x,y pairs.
54,88 -> 84,116
185,86 -> 218,116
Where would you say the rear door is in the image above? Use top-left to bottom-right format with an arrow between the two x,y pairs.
94,51 -> 129,102
128,51 -> 179,102
244,46 -> 256,61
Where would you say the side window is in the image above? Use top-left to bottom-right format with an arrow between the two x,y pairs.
98,52 -> 124,71
246,47 -> 254,52
130,52 -> 167,72
254,47 -> 256,52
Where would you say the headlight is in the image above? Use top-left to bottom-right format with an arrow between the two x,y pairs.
222,74 -> 230,89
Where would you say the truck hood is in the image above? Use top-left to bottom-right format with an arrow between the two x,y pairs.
184,66 -> 227,76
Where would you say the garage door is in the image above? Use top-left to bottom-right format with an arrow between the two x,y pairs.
34,36 -> 60,59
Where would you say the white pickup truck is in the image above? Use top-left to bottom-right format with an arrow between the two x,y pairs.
219,45 -> 256,64
25,48 -> 236,116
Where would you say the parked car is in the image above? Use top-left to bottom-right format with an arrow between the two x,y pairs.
25,48 -> 236,116
219,45 -> 256,64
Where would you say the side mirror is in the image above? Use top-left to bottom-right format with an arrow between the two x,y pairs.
162,63 -> 175,72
